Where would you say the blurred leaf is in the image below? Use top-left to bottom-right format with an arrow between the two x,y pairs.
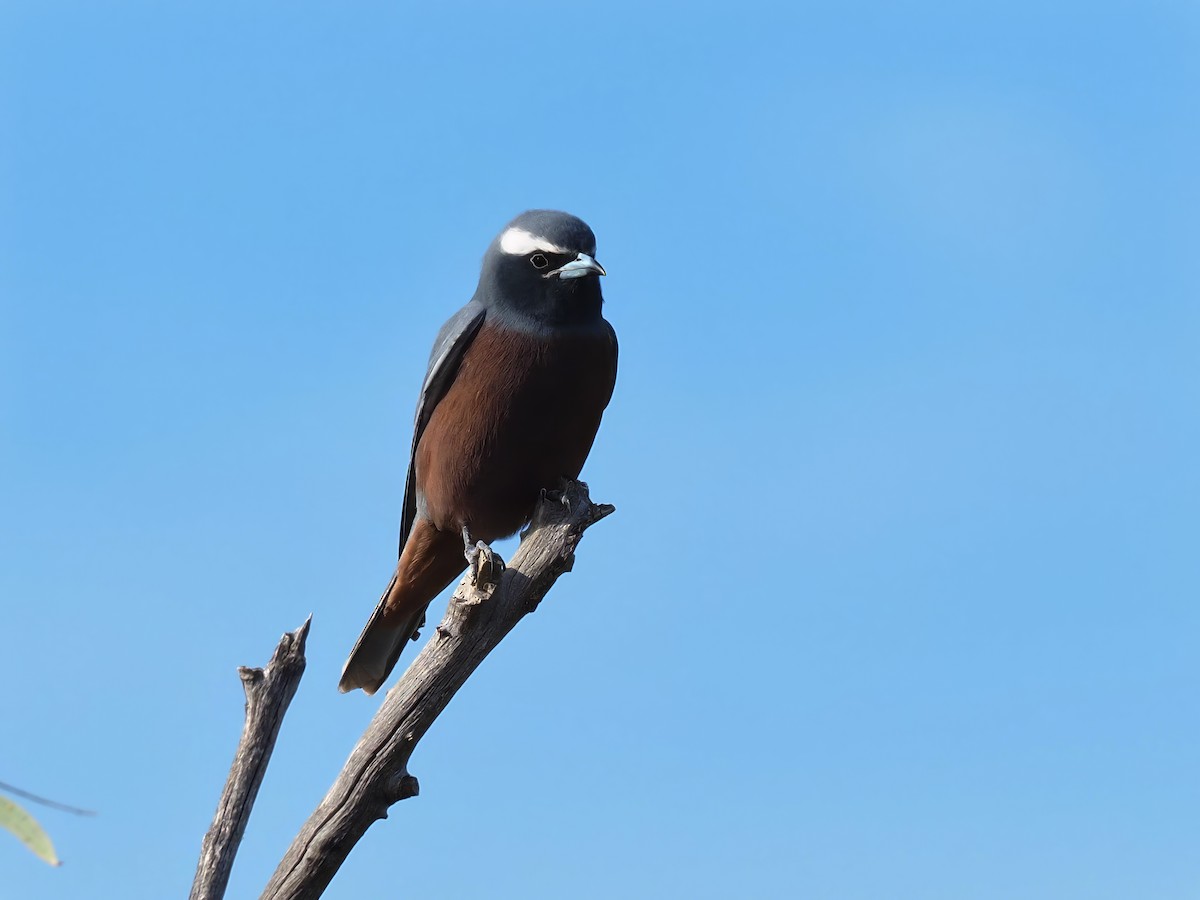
0,796 -> 60,866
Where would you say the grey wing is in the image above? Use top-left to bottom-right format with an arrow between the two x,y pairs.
600,318 -> 619,407
604,319 -> 618,386
397,300 -> 488,556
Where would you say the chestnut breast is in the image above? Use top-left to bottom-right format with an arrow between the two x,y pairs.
415,319 -> 616,541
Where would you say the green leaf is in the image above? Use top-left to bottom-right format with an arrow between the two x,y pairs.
0,795 -> 60,866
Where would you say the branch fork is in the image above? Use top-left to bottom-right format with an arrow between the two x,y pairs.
190,480 -> 614,900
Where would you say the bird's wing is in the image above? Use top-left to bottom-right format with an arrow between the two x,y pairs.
397,300 -> 488,555
603,318 -> 619,389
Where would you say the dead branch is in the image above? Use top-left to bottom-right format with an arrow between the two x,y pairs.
191,617 -> 310,900
260,480 -> 613,900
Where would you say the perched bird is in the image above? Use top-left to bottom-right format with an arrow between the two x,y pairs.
338,210 -> 618,694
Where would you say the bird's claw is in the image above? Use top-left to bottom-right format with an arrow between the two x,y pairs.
540,485 -> 572,511
465,538 -> 504,587
522,481 -> 577,539
462,525 -> 504,585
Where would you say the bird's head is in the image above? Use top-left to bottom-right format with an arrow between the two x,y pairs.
476,210 -> 607,328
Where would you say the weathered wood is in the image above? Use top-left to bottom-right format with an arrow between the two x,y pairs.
191,618 -> 311,900
261,480 -> 613,900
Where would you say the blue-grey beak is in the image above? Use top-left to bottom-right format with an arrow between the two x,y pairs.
552,252 -> 606,279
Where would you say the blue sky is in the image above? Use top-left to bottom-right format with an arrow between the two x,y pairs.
1,1 -> 1197,898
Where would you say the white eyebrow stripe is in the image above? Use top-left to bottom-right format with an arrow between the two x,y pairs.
499,227 -> 570,256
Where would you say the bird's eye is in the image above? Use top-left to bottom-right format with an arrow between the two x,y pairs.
530,253 -> 549,269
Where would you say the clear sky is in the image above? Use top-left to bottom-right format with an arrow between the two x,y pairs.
1,2 -> 1196,898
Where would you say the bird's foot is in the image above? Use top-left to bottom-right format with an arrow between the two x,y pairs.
522,480 -> 581,539
462,527 -> 504,587
471,541 -> 504,586
541,478 -> 576,511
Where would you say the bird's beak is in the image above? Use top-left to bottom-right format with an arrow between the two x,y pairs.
551,252 -> 607,279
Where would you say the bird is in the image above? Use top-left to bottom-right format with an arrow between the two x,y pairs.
338,210 -> 618,695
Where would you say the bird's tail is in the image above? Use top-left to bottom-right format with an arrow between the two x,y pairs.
337,566 -> 427,695
339,521 -> 467,695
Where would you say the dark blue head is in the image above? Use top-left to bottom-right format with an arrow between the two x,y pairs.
475,210 -> 607,329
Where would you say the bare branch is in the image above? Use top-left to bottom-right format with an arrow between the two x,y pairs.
191,617 -> 311,900
261,480 -> 613,900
